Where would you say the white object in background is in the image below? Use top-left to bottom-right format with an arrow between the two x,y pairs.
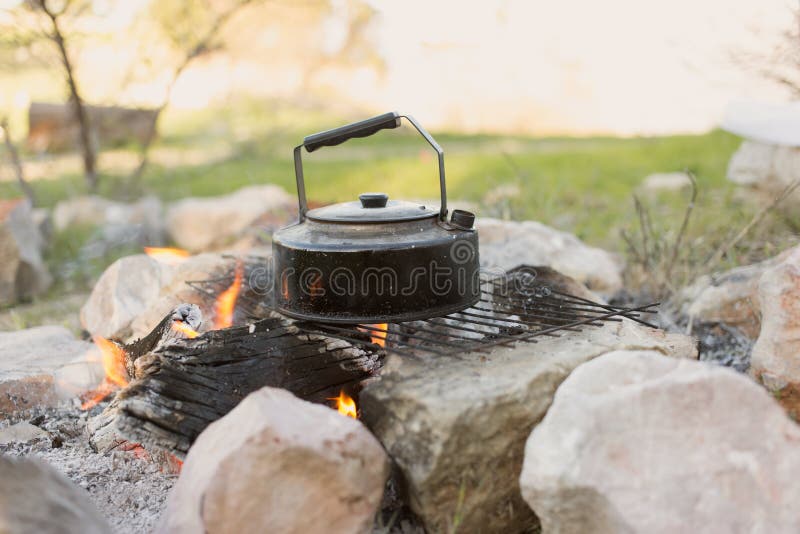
721,100 -> 800,147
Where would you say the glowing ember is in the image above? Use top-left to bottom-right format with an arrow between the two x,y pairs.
171,320 -> 199,338
358,323 -> 388,347
118,441 -> 149,461
81,336 -> 129,410
330,390 -> 358,419
214,261 -> 244,329
164,453 -> 183,474
143,247 -> 190,265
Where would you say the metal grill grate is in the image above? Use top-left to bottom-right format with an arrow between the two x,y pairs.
185,263 -> 659,358
294,276 -> 658,357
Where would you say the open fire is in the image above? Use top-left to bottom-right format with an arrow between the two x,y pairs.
81,336 -> 129,410
358,323 -> 388,347
171,320 -> 200,338
330,390 -> 358,419
214,260 -> 244,329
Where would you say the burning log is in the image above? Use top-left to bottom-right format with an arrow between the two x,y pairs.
87,306 -> 383,457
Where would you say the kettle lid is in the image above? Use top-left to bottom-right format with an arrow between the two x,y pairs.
306,192 -> 438,223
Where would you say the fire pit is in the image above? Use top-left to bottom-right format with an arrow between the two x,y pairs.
78,114 -> 658,459
1,112 -> 668,534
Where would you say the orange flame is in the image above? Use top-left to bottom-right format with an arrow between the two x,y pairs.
214,261 -> 244,329
144,247 -> 190,265
358,323 -> 388,347
81,336 -> 129,410
171,321 -> 199,338
330,390 -> 358,419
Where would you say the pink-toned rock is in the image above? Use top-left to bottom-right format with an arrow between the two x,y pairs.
520,351 -> 800,534
157,387 -> 389,534
750,246 -> 800,417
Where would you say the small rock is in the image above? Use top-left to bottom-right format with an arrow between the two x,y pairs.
476,218 -> 623,294
360,319 -> 695,533
520,351 -> 800,534
0,456 -> 111,533
165,185 -> 294,252
0,421 -> 49,445
0,198 -> 51,305
0,326 -> 99,416
727,141 -> 800,206
80,254 -> 176,339
641,171 -> 692,191
157,387 -> 389,534
750,246 -> 800,416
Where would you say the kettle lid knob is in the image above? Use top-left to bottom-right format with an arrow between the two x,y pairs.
359,192 -> 389,208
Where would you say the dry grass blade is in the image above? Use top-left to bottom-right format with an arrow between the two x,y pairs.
664,170 -> 698,282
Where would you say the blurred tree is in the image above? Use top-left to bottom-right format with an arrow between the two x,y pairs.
770,6 -> 800,96
0,116 -> 36,206
0,0 -> 98,192
300,0 -> 385,90
737,3 -> 800,97
129,0 -> 260,182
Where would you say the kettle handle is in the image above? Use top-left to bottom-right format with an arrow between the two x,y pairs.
293,112 -> 447,222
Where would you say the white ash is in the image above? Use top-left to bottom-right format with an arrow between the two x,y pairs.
0,404 -> 174,534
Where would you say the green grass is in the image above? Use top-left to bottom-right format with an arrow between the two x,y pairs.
3,100 -> 794,304
0,104 -> 744,248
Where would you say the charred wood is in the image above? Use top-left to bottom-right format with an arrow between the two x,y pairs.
89,312 -> 383,457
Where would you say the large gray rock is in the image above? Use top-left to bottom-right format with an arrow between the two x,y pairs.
520,351 -> 800,534
0,326 -> 100,416
477,218 -> 623,294
165,185 -> 294,252
0,198 -> 51,305
52,195 -> 165,245
0,456 -> 111,533
360,319 -> 695,533
80,254 -> 176,340
750,245 -> 800,416
158,387 -> 388,534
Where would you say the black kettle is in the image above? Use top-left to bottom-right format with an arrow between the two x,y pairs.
272,112 -> 480,324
